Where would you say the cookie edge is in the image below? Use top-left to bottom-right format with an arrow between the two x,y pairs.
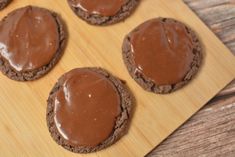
0,5 -> 66,81
0,0 -> 12,10
67,0 -> 139,25
46,67 -> 133,153
122,17 -> 203,94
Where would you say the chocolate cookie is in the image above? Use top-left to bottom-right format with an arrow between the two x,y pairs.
67,0 -> 139,25
122,18 -> 202,94
46,68 -> 132,153
0,0 -> 11,10
0,6 -> 66,81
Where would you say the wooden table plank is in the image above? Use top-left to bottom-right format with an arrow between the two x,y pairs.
149,0 -> 235,156
149,96 -> 235,157
185,0 -> 235,54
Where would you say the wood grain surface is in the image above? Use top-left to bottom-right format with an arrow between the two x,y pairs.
0,1 -> 235,157
149,0 -> 235,156
2,1 -> 235,157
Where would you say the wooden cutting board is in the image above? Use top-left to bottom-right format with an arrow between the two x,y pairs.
0,0 -> 235,156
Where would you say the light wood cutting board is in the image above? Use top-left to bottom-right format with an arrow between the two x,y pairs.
0,0 -> 235,157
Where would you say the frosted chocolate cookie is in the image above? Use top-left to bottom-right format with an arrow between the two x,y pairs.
67,0 -> 139,25
46,68 -> 132,153
122,18 -> 202,94
0,6 -> 66,81
0,0 -> 11,10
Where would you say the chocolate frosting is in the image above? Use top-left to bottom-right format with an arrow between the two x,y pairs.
130,18 -> 194,85
0,6 -> 59,72
69,0 -> 127,16
53,69 -> 121,147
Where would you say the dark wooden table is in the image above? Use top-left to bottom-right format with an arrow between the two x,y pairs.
149,0 -> 235,156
